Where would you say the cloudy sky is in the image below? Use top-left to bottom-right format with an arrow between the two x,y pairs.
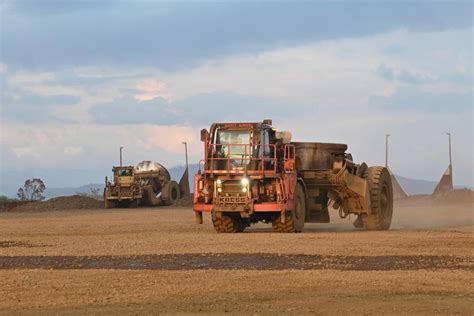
0,0 -> 472,195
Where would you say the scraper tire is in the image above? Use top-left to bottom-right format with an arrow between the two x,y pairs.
162,181 -> 181,206
362,167 -> 393,230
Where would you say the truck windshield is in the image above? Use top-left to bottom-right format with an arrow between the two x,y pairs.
213,129 -> 251,170
217,130 -> 250,146
210,128 -> 275,172
118,169 -> 132,176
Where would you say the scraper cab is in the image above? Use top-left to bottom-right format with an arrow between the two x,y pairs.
104,161 -> 186,208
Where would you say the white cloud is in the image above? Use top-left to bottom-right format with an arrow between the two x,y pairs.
0,27 -> 472,187
63,146 -> 83,156
0,63 -> 7,75
161,28 -> 472,105
164,38 -> 394,106
3,27 -> 471,124
135,79 -> 172,102
455,54 -> 471,75
1,122 -> 200,169
8,70 -> 56,85
11,147 -> 39,159
418,83 -> 473,94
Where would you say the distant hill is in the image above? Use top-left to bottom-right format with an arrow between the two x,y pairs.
44,183 -> 104,200
394,174 -> 471,195
394,175 -> 438,195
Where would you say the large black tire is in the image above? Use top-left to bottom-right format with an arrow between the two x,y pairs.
212,213 -> 246,233
162,181 -> 181,206
293,183 -> 306,231
362,167 -> 393,231
272,212 -> 295,233
272,183 -> 306,233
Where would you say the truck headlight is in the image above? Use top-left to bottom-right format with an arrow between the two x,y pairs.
216,179 -> 222,185
241,178 -> 249,186
217,187 -> 222,193
242,187 -> 247,193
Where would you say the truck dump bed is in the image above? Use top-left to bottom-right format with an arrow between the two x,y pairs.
292,142 -> 347,171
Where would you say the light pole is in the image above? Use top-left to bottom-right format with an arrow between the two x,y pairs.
446,132 -> 452,172
119,146 -> 124,167
385,134 -> 390,168
182,142 -> 188,171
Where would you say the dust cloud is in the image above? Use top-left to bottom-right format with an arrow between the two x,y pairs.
391,190 -> 473,230
324,190 -> 473,231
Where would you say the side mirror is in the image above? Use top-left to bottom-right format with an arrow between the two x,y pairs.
200,129 -> 209,142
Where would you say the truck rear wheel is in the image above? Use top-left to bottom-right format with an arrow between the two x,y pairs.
363,167 -> 393,230
212,213 -> 246,233
272,183 -> 305,233
162,181 -> 181,206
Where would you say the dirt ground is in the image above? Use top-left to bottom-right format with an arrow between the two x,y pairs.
1,199 -> 473,315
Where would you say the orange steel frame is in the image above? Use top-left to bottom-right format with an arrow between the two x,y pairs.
198,143 -> 296,175
194,139 -> 296,213
203,143 -> 277,175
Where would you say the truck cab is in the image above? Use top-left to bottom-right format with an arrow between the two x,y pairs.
194,120 -> 299,232
113,166 -> 134,187
104,166 -> 142,208
210,121 -> 281,172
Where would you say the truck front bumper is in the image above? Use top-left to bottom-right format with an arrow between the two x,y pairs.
106,195 -> 142,201
193,202 -> 285,213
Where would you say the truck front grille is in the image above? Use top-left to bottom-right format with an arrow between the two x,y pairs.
215,180 -> 249,206
119,188 -> 132,196
218,195 -> 247,205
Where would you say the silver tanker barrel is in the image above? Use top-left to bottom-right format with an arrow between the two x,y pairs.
135,161 -> 181,206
